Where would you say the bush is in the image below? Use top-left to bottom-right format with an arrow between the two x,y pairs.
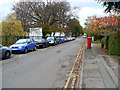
101,37 -> 105,48
1,36 -> 29,47
94,35 -> 104,41
108,33 -> 120,56
101,36 -> 109,49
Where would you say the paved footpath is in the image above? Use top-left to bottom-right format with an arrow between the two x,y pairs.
82,42 -> 119,89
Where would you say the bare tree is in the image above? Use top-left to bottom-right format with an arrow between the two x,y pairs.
13,0 -> 73,36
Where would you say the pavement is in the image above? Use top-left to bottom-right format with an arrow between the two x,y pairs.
82,42 -> 119,89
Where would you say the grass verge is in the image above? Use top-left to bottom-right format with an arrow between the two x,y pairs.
93,40 -> 101,47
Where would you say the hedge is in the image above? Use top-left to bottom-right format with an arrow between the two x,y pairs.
108,33 -> 120,56
101,37 -> 104,48
94,35 -> 104,41
101,36 -> 109,49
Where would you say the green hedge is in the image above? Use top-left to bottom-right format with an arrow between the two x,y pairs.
108,33 -> 120,56
1,36 -> 29,47
101,36 -> 109,49
94,36 -> 104,41
101,37 -> 104,48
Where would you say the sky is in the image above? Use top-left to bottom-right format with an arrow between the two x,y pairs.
0,0 -> 109,27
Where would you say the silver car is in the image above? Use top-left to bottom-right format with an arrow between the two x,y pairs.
0,44 -> 12,60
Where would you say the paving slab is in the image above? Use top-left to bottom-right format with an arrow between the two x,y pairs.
82,43 -> 119,88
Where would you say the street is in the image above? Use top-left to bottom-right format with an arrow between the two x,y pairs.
2,38 -> 84,88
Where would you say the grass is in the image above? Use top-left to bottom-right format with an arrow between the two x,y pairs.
93,40 -> 101,47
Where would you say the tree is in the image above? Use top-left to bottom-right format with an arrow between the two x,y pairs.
97,1 -> 120,34
97,1 -> 120,13
13,0 -> 73,36
84,15 -> 119,36
66,18 -> 83,36
2,13 -> 25,36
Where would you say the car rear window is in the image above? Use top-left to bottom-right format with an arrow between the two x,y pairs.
47,37 -> 54,40
34,39 -> 42,42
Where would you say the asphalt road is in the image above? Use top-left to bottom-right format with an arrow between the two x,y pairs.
2,38 -> 84,88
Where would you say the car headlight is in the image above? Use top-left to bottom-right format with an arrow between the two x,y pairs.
19,47 -> 22,48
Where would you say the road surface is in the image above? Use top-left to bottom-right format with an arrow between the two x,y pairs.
2,38 -> 84,88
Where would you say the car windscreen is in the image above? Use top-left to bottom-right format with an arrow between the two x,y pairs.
34,39 -> 42,42
16,39 -> 27,44
47,37 -> 54,40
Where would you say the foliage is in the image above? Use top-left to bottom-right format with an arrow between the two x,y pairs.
13,0 -> 76,36
84,15 -> 119,36
2,36 -> 29,46
93,40 -> 101,47
97,1 -> 120,13
2,13 -> 25,36
94,35 -> 104,41
101,38 -> 104,48
108,33 -> 120,55
101,36 -> 109,49
66,18 -> 83,36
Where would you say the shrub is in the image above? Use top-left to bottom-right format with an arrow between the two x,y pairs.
101,37 -> 105,48
94,35 -> 104,41
101,36 -> 109,49
108,33 -> 120,56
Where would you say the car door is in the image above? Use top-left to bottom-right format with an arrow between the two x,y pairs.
30,39 -> 35,49
27,39 -> 32,50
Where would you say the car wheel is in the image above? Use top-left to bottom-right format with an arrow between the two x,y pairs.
24,47 -> 28,53
53,43 -> 55,46
5,51 -> 10,59
33,46 -> 37,51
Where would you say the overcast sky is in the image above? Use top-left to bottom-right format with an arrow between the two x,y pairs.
0,0 -> 109,27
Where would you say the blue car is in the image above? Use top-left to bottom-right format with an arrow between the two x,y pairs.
0,44 -> 12,60
56,37 -> 62,44
60,37 -> 65,43
10,39 -> 36,53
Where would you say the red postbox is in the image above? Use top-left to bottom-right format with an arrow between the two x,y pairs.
87,37 -> 91,49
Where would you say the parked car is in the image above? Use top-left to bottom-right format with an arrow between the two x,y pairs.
72,37 -> 76,40
67,37 -> 72,41
56,37 -> 62,44
0,44 -> 12,60
82,36 -> 87,38
10,38 -> 36,53
34,38 -> 49,48
47,37 -> 58,45
60,37 -> 65,43
64,37 -> 68,42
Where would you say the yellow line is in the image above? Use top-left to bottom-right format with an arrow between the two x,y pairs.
71,75 -> 76,88
64,40 -> 86,89
64,47 -> 82,88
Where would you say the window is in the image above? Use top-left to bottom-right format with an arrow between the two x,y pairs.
27,39 -> 31,43
16,39 -> 27,44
